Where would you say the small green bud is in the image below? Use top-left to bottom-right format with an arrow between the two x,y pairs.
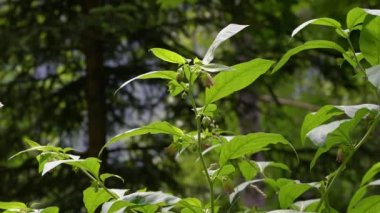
202,116 -> 212,127
181,92 -> 187,99
176,68 -> 185,83
201,73 -> 215,88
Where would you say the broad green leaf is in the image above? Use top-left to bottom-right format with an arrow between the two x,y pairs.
150,48 -> 186,64
347,7 -> 367,29
278,182 -> 312,209
291,18 -> 342,37
67,157 -> 101,178
238,160 -> 258,180
300,104 -> 378,145
360,16 -> 380,66
123,191 -> 180,205
360,162 -> 380,186
272,40 -> 345,73
202,24 -> 249,64
219,133 -> 292,165
175,198 -> 203,213
115,70 -> 177,93
41,155 -> 81,176
365,65 -> 380,89
307,120 -> 349,146
210,164 -> 235,181
229,179 -> 264,203
40,207 -> 59,213
205,59 -> 274,105
201,63 -> 232,73
0,202 -> 27,210
83,187 -> 113,213
101,121 -> 184,154
349,196 -> 380,213
309,108 -> 370,169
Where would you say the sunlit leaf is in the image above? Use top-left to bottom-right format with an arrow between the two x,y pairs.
205,59 -> 274,105
219,133 -> 293,165
293,199 -> 320,212
359,16 -> 380,65
40,207 -> 59,213
201,63 -> 232,73
100,173 -> 124,183
238,160 -> 258,180
101,121 -> 184,154
83,187 -> 113,213
363,9 -> 380,16
150,48 -> 186,64
272,40 -> 345,73
347,7 -> 367,29
291,18 -> 342,37
0,202 -> 27,210
365,65 -> 380,89
115,70 -> 177,93
203,24 -> 249,64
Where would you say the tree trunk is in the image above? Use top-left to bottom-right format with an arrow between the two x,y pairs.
82,0 -> 106,157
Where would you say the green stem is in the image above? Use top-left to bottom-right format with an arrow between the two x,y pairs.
80,168 -> 119,199
315,111 -> 380,212
188,73 -> 215,213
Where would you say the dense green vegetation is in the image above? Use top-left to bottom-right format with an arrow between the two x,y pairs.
1,0 -> 380,212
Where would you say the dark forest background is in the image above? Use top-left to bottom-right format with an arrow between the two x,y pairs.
1,0 -> 380,212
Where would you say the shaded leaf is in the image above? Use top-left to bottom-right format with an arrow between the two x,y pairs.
273,40 -> 345,73
205,59 -> 274,105
203,24 -> 249,64
360,16 -> 380,65
150,48 -> 186,64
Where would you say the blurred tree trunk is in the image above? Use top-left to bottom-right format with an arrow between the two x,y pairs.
82,0 -> 106,157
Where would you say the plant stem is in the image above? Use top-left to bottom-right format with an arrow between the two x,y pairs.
80,168 -> 119,199
315,111 -> 380,212
188,73 -> 215,213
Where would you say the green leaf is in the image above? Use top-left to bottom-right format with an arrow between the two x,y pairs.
365,65 -> 380,89
115,70 -> 177,93
347,7 -> 367,29
238,160 -> 258,180
150,48 -> 186,64
278,182 -> 312,209
255,161 -> 290,174
101,121 -> 184,154
123,191 -> 180,205
309,108 -> 371,169
293,199 -> 320,212
83,187 -> 113,213
360,162 -> 380,186
67,157 -> 101,178
100,173 -> 124,183
348,196 -> 380,213
201,63 -> 232,73
41,155 -> 80,176
175,198 -> 203,213
40,207 -> 59,213
272,40 -> 345,73
0,202 -> 27,210
360,16 -> 380,65
202,24 -> 249,64
210,164 -> 235,181
205,58 -> 274,105
219,133 -> 292,165
348,186 -> 368,211
291,18 -> 342,37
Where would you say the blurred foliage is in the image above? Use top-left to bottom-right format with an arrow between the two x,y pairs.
1,0 -> 380,212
